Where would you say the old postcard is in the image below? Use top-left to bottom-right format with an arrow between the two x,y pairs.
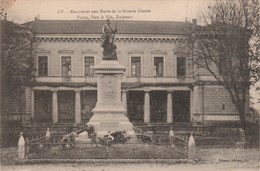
0,0 -> 259,170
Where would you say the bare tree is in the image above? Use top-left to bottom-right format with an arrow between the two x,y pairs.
178,0 -> 260,140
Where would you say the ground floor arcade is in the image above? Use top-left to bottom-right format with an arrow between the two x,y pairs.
13,83 -> 240,126
31,88 -> 192,124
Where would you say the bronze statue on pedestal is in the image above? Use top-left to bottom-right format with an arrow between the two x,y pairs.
101,19 -> 117,60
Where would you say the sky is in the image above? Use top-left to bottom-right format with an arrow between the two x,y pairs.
2,0 -> 214,24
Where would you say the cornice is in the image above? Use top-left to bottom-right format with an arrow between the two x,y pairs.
36,48 -> 51,54
128,49 -> 144,54
36,34 -> 188,43
151,49 -> 167,54
58,49 -> 75,54
81,50 -> 98,54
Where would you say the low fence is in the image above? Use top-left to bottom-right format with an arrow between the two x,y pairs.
18,128 -> 198,160
26,144 -> 187,159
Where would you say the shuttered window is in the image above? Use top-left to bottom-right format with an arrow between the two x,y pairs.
61,56 -> 71,77
38,56 -> 48,76
177,57 -> 186,77
85,56 -> 94,77
131,57 -> 141,77
154,57 -> 164,77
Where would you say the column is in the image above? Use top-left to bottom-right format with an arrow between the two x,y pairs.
190,89 -> 193,120
31,89 -> 34,122
97,75 -> 102,104
75,90 -> 81,123
167,90 -> 173,123
122,90 -> 127,109
52,90 -> 58,123
144,90 -> 150,123
116,75 -> 122,104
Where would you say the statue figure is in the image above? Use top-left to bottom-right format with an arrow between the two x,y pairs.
101,19 -> 117,60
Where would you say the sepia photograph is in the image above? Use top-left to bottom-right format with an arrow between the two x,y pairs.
0,0 -> 259,170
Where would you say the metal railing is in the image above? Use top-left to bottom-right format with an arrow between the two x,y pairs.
25,142 -> 188,159
24,134 -> 189,159
20,128 -> 197,160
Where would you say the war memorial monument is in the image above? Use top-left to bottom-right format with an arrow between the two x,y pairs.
88,19 -> 135,138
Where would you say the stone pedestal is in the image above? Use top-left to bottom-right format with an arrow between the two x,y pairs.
74,131 -> 92,148
89,60 -> 135,140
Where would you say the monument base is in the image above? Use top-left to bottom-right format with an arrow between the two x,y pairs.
89,114 -> 139,144
89,104 -> 136,139
89,60 -> 138,143
74,131 -> 92,148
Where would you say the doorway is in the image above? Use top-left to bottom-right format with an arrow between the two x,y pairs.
172,91 -> 190,122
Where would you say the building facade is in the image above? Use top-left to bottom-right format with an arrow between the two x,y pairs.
18,19 -> 242,127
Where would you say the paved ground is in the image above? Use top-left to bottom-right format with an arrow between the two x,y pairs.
1,162 -> 259,171
0,147 -> 259,171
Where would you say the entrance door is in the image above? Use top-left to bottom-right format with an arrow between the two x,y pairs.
172,91 -> 190,122
34,90 -> 52,122
150,91 -> 167,123
58,91 -> 75,123
127,91 -> 144,123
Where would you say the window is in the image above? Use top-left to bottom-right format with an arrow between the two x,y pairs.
84,56 -> 94,77
38,56 -> 48,76
154,57 -> 164,77
219,51 -> 235,76
219,55 -> 224,75
222,104 -> 226,111
219,55 -> 229,76
131,57 -> 141,77
177,57 -> 186,77
61,56 -> 71,77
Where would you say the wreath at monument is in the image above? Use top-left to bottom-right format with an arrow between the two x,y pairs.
61,124 -> 95,148
134,127 -> 153,143
60,124 -> 131,147
98,130 -> 130,146
60,132 -> 77,148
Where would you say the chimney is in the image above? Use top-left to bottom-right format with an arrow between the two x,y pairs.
192,18 -> 197,25
34,15 -> 40,21
4,13 -> 7,20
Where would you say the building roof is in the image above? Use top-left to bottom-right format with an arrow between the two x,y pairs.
23,20 -> 192,35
